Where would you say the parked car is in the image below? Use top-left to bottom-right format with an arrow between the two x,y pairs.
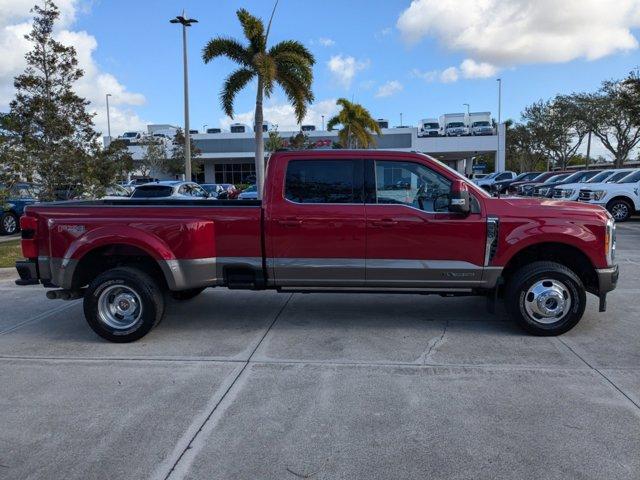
16,150 -> 617,342
533,170 -> 602,198
578,169 -> 640,221
512,172 -> 559,196
468,112 -> 494,136
200,183 -> 226,198
0,182 -> 39,235
102,184 -> 132,200
553,169 -> 638,201
127,178 -> 160,188
131,181 -> 210,199
517,172 -> 569,196
118,131 -> 145,145
492,171 -> 541,195
238,185 -> 258,200
418,118 -> 441,137
475,171 -> 517,191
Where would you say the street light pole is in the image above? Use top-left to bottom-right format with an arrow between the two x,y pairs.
463,103 -> 470,116
203,124 -> 208,133
497,78 -> 502,125
400,112 -> 403,127
170,11 -> 198,181
321,115 -> 324,131
105,93 -> 112,140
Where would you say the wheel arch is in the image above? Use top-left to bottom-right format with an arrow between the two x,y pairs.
501,242 -> 598,294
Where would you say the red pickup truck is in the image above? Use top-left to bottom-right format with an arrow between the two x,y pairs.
15,150 -> 618,342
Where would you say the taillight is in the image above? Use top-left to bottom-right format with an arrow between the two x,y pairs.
20,215 -> 38,258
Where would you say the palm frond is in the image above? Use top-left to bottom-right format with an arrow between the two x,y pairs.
269,40 -> 315,65
236,8 -> 266,52
273,52 -> 314,86
202,37 -> 251,66
220,68 -> 255,117
254,53 -> 277,97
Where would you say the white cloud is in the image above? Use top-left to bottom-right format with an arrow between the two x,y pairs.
375,80 -> 403,98
411,59 -> 497,83
0,0 -> 147,137
459,59 -> 498,79
219,98 -> 340,132
440,67 -> 459,83
318,37 -> 335,47
327,55 -> 370,88
375,27 -> 392,40
397,0 -> 640,66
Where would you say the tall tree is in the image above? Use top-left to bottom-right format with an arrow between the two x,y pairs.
505,122 -> 546,172
572,78 -> 640,168
88,139 -> 133,196
166,128 -> 201,179
139,136 -> 168,178
202,6 -> 315,198
327,98 -> 382,148
4,1 -> 99,201
522,97 -> 587,170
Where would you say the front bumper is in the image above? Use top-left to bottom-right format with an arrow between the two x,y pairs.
597,265 -> 619,294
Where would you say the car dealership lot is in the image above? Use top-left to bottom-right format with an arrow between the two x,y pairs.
0,221 -> 639,480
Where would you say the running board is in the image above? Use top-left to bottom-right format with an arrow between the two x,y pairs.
278,286 -> 474,295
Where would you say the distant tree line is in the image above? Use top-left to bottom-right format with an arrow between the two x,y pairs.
505,73 -> 640,172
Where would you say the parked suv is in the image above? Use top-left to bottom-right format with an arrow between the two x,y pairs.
578,170 -> 640,221
554,169 -> 638,201
534,170 -> 602,198
493,171 -> 541,195
1,182 -> 39,235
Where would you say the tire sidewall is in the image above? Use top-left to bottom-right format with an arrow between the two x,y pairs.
510,268 -> 585,335
84,270 -> 160,342
608,199 -> 631,222
1,212 -> 18,235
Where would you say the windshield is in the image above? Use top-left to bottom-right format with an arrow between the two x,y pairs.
447,122 -> 465,128
514,172 -> 538,181
122,132 -> 137,138
544,173 -> 570,183
618,170 -> 640,183
473,121 -> 490,127
607,171 -> 633,182
423,123 -> 439,129
587,171 -> 613,183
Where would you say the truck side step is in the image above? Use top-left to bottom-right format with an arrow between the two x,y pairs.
224,267 -> 266,290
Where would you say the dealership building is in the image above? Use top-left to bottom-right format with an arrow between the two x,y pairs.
122,122 -> 506,184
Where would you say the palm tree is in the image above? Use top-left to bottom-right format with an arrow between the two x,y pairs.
202,6 -> 315,198
327,98 -> 382,148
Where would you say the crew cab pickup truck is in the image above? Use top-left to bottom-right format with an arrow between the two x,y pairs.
15,150 -> 618,342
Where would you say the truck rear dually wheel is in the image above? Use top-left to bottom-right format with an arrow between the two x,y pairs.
84,267 -> 165,342
505,261 -> 585,336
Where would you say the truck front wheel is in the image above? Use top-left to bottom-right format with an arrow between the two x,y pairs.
84,267 -> 165,342
505,261 -> 586,336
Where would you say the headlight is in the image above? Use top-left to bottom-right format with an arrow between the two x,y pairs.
593,190 -> 606,201
606,218 -> 616,265
538,187 -> 549,195
560,189 -> 574,198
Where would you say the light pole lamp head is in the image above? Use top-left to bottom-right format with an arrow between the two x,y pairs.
170,13 -> 198,26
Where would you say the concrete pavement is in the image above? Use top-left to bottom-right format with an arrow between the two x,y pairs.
0,221 -> 639,479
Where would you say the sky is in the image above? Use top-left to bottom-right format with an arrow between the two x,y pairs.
1,0 -> 640,159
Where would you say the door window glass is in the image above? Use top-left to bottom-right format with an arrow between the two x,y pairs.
374,161 -> 451,212
285,160 -> 361,203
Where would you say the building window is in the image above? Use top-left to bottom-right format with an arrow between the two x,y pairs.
214,163 -> 256,185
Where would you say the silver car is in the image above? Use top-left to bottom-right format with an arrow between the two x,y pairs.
131,181 -> 210,199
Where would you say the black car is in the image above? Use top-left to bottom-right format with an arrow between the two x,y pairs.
533,170 -> 602,198
493,171 -> 541,194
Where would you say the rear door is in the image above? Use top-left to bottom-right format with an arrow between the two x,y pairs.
267,158 -> 366,287
365,158 -> 487,288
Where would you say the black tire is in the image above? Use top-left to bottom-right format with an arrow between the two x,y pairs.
83,267 -> 165,342
606,198 -> 633,222
505,261 -> 586,336
170,287 -> 206,300
0,212 -> 18,235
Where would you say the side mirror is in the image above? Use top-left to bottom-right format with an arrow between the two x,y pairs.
449,179 -> 471,215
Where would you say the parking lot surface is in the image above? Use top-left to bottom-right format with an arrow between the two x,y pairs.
0,220 -> 639,479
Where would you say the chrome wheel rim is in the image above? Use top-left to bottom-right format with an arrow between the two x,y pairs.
98,285 -> 143,330
3,215 -> 16,234
611,203 -> 629,221
523,279 -> 572,324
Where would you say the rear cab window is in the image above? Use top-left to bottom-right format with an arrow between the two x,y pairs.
284,160 -> 363,204
131,186 -> 173,198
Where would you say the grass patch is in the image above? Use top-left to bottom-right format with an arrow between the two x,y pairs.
0,240 -> 23,268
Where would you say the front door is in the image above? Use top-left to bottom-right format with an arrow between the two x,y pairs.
268,158 -> 366,287
365,159 -> 487,288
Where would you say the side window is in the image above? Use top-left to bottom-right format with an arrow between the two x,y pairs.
285,160 -> 361,204
178,185 -> 189,195
374,161 -> 451,212
496,173 -> 511,181
190,184 -> 208,197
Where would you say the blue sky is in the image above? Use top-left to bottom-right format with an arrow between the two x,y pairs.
1,0 -> 639,148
